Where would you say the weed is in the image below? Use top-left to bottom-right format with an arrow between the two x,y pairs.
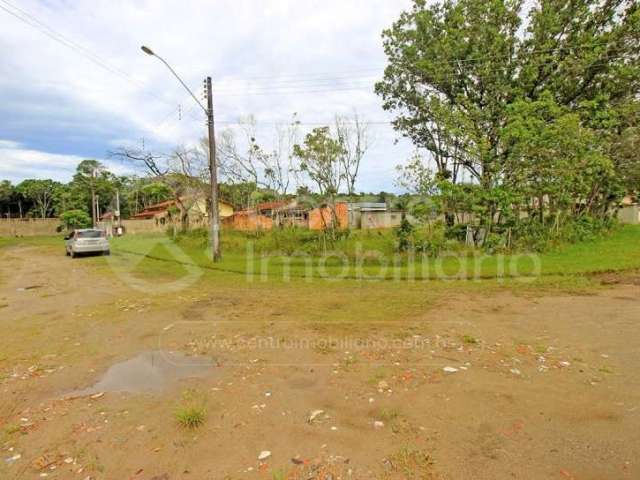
175,389 -> 207,429
384,446 -> 436,479
462,334 -> 478,344
176,406 -> 206,429
378,407 -> 400,422
313,341 -> 337,355
535,345 -> 548,354
4,424 -> 21,435
367,369 -> 389,386
272,469 -> 286,480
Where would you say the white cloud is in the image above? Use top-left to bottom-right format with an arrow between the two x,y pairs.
0,140 -> 133,183
0,0 -> 414,190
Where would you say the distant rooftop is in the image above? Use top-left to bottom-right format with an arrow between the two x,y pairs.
348,202 -> 387,211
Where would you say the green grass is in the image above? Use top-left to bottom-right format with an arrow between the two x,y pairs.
175,406 -> 206,429
462,334 -> 478,344
101,225 -> 640,281
384,447 -> 436,479
3,225 -> 639,287
175,389 -> 207,429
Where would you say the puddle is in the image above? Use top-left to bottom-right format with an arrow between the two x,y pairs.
66,351 -> 215,397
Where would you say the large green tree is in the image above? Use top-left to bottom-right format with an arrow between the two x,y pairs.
293,127 -> 346,234
0,180 -> 14,217
15,179 -> 61,219
376,0 -> 639,228
71,160 -> 117,221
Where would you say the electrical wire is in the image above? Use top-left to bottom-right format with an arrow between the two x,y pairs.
0,0 -> 180,108
2,0 -> 632,137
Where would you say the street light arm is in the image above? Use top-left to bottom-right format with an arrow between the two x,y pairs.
151,52 -> 207,114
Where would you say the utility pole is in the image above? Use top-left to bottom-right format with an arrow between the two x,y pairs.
95,194 -> 100,225
140,45 -> 221,262
115,189 -> 121,236
205,77 -> 221,261
91,168 -> 97,227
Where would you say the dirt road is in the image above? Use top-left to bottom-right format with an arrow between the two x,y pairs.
1,245 -> 639,479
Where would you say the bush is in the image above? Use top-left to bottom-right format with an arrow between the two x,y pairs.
512,215 -> 617,252
59,209 -> 91,231
412,224 -> 447,256
395,217 -> 414,252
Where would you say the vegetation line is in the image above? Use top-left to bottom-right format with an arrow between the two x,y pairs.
113,248 -> 631,282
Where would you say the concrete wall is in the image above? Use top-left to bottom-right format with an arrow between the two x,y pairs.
360,210 -> 403,229
618,205 -> 640,225
0,218 -> 60,237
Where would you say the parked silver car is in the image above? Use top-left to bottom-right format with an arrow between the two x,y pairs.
65,229 -> 110,258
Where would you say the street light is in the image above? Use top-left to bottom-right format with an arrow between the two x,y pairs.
140,45 -> 221,262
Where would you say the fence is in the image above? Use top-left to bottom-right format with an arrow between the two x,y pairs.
97,219 -> 167,235
0,218 -> 60,237
0,218 -> 169,237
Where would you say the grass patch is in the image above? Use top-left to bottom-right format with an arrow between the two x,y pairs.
175,389 -> 207,429
367,369 -> 390,386
271,470 -> 286,480
462,334 -> 478,344
383,447 -> 437,479
102,225 -> 640,282
378,407 -> 400,422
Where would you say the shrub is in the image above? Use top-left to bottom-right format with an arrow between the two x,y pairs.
175,389 -> 207,429
59,209 -> 92,231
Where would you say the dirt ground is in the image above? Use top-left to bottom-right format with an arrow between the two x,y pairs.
1,244 -> 639,480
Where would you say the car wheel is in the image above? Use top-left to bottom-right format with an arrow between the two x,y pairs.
65,249 -> 70,256
104,250 -> 111,256
70,250 -> 76,258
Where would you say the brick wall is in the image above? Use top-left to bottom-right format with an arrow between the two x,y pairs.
309,202 -> 348,230
222,213 -> 273,231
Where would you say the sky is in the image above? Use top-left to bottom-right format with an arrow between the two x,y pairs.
0,0 -> 415,192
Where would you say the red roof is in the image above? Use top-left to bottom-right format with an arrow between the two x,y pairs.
256,200 -> 289,212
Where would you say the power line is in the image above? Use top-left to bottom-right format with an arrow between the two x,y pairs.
216,55 -> 630,96
210,41 -> 629,87
0,0 -> 177,108
215,74 -> 379,89
4,0 -> 626,136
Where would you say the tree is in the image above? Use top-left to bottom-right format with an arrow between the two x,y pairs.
110,147 -> 205,231
334,111 -> 371,196
0,180 -> 14,217
377,0 -> 639,230
15,179 -> 61,218
59,209 -> 92,230
502,92 -> 617,224
72,160 -> 116,223
293,127 -> 346,234
217,115 -> 300,199
293,127 -> 345,197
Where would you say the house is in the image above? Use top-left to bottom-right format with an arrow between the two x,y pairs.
222,210 -> 273,230
348,202 -> 403,229
222,200 -> 289,231
308,202 -> 349,230
131,197 -> 234,224
223,199 -> 405,231
223,199 -> 350,231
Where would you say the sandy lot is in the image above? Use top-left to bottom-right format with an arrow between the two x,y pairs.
1,244 -> 639,479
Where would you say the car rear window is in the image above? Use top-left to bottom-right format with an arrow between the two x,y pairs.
77,230 -> 104,238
